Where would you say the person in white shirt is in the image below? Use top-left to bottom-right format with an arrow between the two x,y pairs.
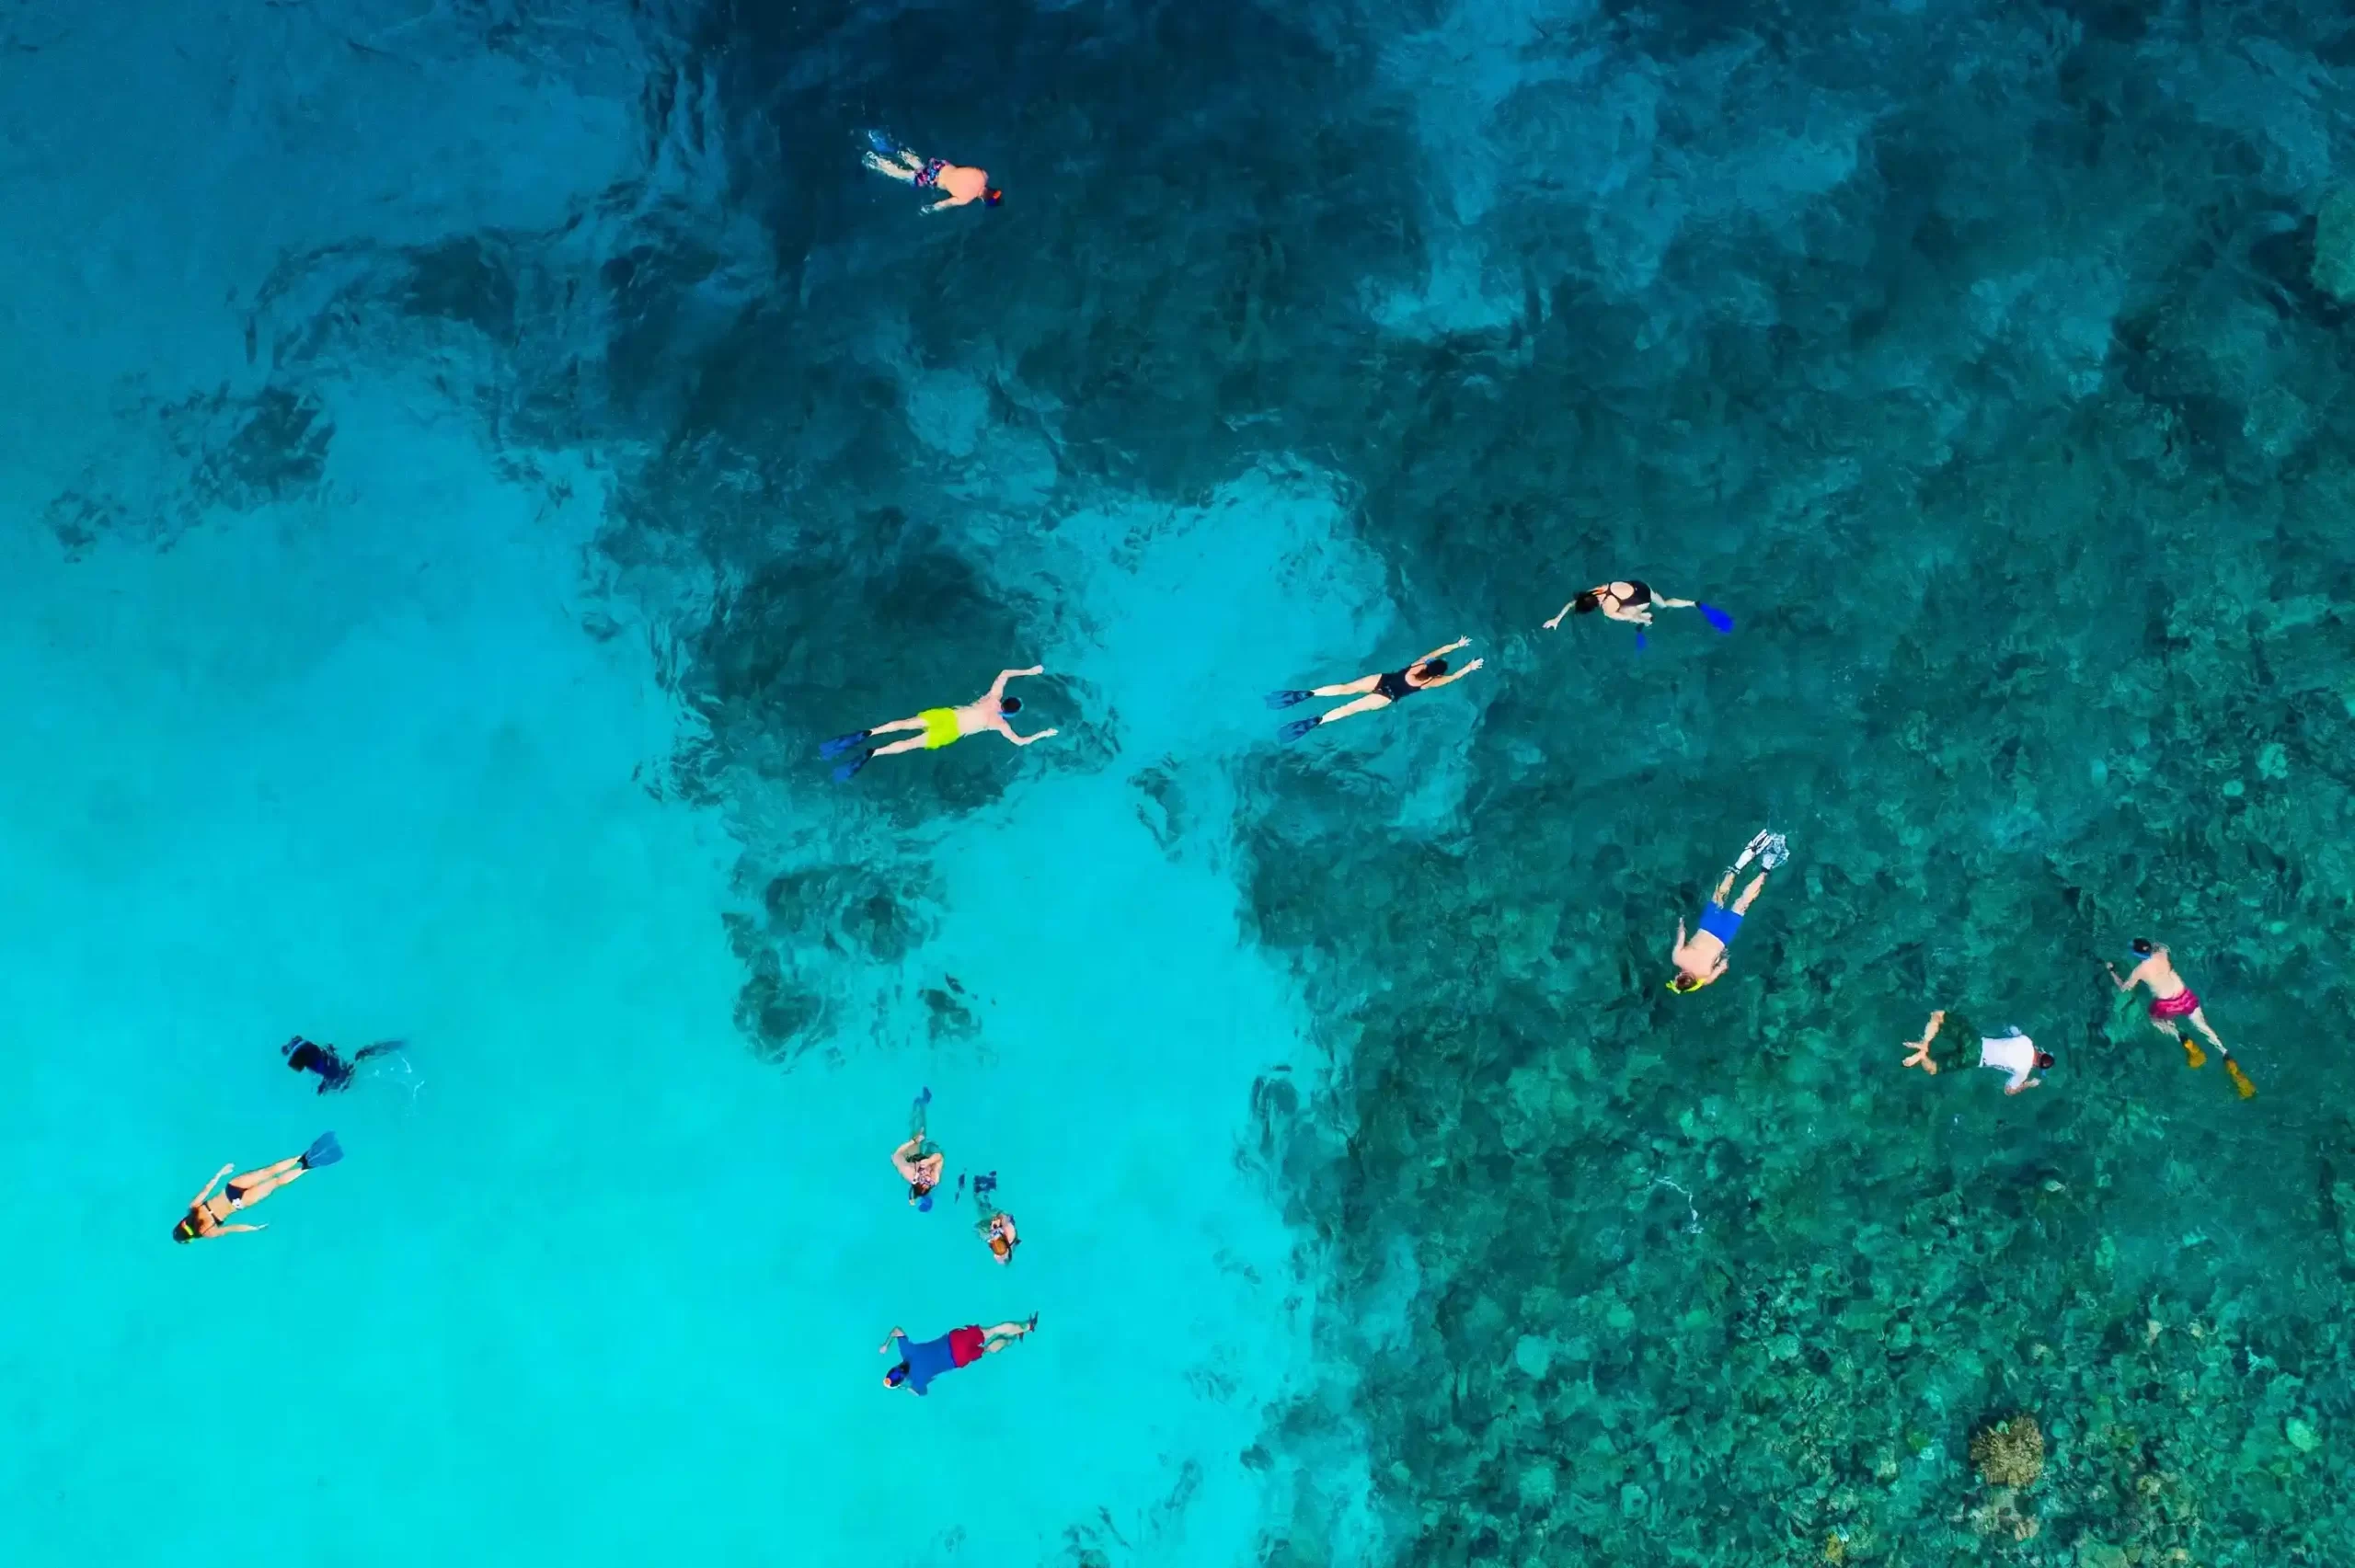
1901,1010 -> 2052,1095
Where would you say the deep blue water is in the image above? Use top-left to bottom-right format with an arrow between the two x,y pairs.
7,1 -> 2355,1564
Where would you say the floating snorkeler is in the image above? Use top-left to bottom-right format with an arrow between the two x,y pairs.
1543,580 -> 1734,642
1900,1010 -> 2053,1095
879,1316 -> 1039,1396
171,1134 -> 342,1243
2106,939 -> 2255,1097
1266,637 -> 1484,741
971,1171 -> 1019,1265
1667,830 -> 1786,993
893,1087 -> 947,1211
860,132 -> 1002,213
821,666 -> 1058,783
282,1036 -> 408,1095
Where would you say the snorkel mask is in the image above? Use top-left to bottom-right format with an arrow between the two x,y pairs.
1665,973 -> 1706,995
984,188 -> 1004,207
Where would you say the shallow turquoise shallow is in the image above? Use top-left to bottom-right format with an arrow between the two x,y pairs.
7,1 -> 2355,1565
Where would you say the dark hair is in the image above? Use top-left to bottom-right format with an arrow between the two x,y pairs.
172,1212 -> 199,1244
909,1181 -> 933,1200
1572,589 -> 1603,614
287,1042 -> 321,1072
1001,695 -> 1022,714
1417,658 -> 1450,680
2034,1051 -> 2056,1070
885,1363 -> 910,1386
984,188 -> 1004,206
2130,938 -> 2154,956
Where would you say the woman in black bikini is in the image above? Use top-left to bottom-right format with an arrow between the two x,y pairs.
1544,580 -> 1697,630
171,1134 -> 341,1242
1268,637 -> 1484,740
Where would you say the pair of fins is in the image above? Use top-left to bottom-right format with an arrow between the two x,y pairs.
821,729 -> 874,783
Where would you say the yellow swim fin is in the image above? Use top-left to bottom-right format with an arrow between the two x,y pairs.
2225,1058 -> 2256,1099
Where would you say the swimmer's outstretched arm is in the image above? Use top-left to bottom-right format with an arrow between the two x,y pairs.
2103,957 -> 2145,992
1419,658 -> 1484,690
879,1327 -> 904,1353
191,1162 -> 234,1207
1002,723 -> 1060,746
922,192 -> 974,214
1419,636 -> 1472,665
987,665 -> 1045,699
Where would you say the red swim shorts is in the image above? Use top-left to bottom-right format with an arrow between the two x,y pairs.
2150,989 -> 2201,1021
948,1325 -> 986,1367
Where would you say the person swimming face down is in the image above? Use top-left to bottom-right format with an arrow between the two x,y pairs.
283,1037 -> 352,1091
884,1362 -> 912,1388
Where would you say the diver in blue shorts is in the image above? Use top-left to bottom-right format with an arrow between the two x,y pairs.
1668,830 -> 1786,993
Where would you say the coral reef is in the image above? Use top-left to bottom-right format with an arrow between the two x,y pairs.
1970,1415 -> 2045,1490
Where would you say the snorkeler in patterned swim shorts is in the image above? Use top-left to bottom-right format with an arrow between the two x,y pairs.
2106,938 -> 2254,1096
1667,830 -> 1786,993
1900,1011 -> 2054,1095
860,134 -> 1004,213
820,666 -> 1059,783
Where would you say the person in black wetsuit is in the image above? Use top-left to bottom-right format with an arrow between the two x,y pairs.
283,1036 -> 406,1094
1543,579 -> 1698,631
1266,637 -> 1484,741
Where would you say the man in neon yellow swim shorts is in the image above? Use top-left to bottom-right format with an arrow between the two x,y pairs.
821,666 -> 1059,782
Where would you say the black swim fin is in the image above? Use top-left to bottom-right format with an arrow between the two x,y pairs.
301,1131 -> 343,1170
1264,690 -> 1313,709
1278,716 -> 1320,742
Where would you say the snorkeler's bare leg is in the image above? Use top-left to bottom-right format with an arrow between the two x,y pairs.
229,1156 -> 304,1190
2186,1007 -> 2228,1054
1315,694 -> 1388,727
871,735 -> 929,759
862,152 -> 920,182
1710,871 -> 1738,905
1310,676 -> 1381,698
1729,872 -> 1769,915
978,1319 -> 1034,1350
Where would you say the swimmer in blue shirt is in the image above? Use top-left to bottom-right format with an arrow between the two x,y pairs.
880,1316 -> 1039,1395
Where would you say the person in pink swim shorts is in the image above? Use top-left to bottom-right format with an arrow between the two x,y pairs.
2106,938 -> 2253,1097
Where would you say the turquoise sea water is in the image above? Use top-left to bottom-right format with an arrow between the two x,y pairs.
8,1 -> 2355,1565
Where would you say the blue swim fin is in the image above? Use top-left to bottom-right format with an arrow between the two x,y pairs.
833,750 -> 874,784
1699,603 -> 1734,633
820,730 -> 872,760
1264,690 -> 1313,709
1278,717 -> 1320,743
301,1131 -> 343,1170
1635,631 -> 1648,652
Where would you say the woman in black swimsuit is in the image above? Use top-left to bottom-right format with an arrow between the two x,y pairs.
1544,579 -> 1696,630
1268,637 -> 1484,740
